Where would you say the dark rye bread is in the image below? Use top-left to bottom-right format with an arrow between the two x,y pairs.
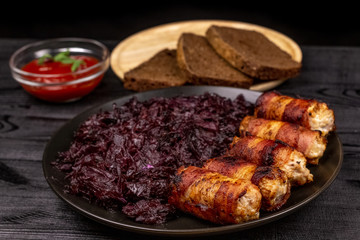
206,25 -> 302,80
123,49 -> 187,92
176,33 -> 253,88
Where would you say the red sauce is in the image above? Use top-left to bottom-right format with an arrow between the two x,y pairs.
21,55 -> 103,102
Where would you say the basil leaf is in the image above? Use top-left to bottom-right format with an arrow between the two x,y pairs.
37,53 -> 53,65
37,50 -> 84,72
61,58 -> 76,64
71,59 -> 85,72
54,51 -> 70,62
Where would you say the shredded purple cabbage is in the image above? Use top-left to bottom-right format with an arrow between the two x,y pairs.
54,92 -> 253,224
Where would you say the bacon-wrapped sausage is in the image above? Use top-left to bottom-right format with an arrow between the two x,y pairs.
168,166 -> 262,224
228,136 -> 313,186
239,116 -> 327,165
254,91 -> 335,136
203,155 -> 291,211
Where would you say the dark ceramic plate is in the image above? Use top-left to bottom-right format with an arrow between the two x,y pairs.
42,86 -> 343,237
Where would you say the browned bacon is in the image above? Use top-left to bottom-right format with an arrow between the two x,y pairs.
239,116 -> 327,164
168,166 -> 262,224
254,91 -> 335,136
228,136 -> 313,186
203,155 -> 291,211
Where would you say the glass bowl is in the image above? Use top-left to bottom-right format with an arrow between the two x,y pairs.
9,38 -> 110,103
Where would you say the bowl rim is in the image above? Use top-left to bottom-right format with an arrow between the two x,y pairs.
9,37 -> 110,87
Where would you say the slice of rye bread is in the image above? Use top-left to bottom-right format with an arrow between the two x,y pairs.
176,33 -> 253,88
123,49 -> 187,92
205,25 -> 302,80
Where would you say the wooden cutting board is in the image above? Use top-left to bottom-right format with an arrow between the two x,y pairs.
110,19 -> 302,91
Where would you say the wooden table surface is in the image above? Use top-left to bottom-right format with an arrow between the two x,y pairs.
0,39 -> 359,240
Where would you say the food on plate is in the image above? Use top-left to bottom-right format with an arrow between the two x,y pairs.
203,155 -> 291,211
254,91 -> 335,136
228,136 -> 313,186
205,25 -> 302,80
123,49 -> 187,92
168,166 -> 262,224
239,116 -> 327,165
53,88 -> 335,226
53,92 -> 253,224
176,33 -> 253,88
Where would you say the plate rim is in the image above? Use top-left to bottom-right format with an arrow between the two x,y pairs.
42,86 -> 343,237
109,19 -> 303,92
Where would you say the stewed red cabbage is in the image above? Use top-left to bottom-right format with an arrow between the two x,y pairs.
54,92 -> 253,224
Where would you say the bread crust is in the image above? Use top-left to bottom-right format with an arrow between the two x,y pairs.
123,49 -> 187,92
206,25 -> 302,80
176,33 -> 253,88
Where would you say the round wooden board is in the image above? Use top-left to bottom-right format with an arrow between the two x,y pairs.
110,20 -> 303,91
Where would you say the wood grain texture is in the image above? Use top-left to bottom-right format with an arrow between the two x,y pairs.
0,39 -> 359,240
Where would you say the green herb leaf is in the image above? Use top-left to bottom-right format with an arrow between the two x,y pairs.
71,59 -> 85,72
61,58 -> 76,64
37,49 -> 85,72
54,50 -> 70,62
37,53 -> 53,65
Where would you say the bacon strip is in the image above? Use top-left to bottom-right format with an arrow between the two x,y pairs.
203,155 -> 291,211
239,116 -> 327,164
228,136 -> 313,186
254,91 -> 335,136
168,166 -> 262,224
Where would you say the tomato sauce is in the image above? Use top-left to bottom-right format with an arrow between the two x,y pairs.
21,55 -> 103,102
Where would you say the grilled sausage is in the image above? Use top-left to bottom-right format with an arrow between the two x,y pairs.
239,116 -> 327,164
254,91 -> 335,136
203,155 -> 291,211
228,136 -> 313,186
168,166 -> 262,224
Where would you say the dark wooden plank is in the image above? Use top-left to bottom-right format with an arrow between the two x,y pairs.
0,39 -> 359,239
0,154 -> 358,240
